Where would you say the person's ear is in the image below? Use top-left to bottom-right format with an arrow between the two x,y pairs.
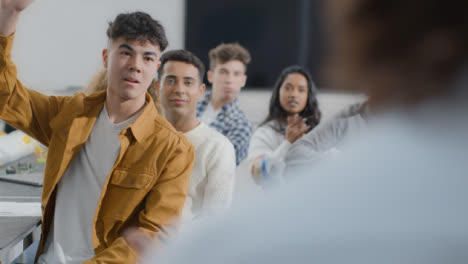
102,49 -> 109,68
155,61 -> 161,78
198,83 -> 206,99
241,74 -> 247,87
207,70 -> 213,84
154,80 -> 161,96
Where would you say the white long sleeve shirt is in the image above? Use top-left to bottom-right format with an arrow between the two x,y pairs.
247,121 -> 291,184
181,122 -> 236,222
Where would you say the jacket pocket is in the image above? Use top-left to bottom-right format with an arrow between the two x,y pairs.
110,169 -> 153,189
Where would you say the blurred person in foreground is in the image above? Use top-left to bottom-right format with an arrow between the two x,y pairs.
139,0 -> 468,263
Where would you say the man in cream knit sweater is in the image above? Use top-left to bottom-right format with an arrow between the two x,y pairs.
155,49 -> 236,223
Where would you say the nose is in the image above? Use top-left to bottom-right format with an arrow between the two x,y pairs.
225,72 -> 234,83
288,89 -> 298,99
174,81 -> 185,95
129,56 -> 142,73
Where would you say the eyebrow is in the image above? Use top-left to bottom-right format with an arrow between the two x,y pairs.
118,44 -> 158,57
165,75 -> 196,81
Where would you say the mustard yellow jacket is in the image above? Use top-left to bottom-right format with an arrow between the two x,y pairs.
0,34 -> 194,264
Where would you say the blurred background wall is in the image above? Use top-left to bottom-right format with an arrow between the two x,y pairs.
11,0 -> 330,92
12,0 -> 186,94
9,0 -> 361,124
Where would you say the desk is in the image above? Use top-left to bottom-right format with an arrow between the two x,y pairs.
0,216 -> 41,264
0,181 -> 42,202
0,159 -> 42,264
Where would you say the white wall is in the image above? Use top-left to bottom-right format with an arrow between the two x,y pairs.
11,0 -> 185,93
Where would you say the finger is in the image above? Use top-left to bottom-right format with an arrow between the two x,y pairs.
294,113 -> 299,123
287,115 -> 294,126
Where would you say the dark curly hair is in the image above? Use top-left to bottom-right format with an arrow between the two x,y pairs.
261,65 -> 321,134
107,11 -> 168,51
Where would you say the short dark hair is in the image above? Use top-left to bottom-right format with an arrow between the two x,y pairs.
107,11 -> 168,51
157,50 -> 206,83
261,65 -> 321,133
208,43 -> 251,71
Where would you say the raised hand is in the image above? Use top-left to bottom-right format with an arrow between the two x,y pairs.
0,0 -> 35,12
0,0 -> 35,36
285,114 -> 308,143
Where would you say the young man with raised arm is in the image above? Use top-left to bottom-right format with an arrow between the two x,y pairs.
0,1 -> 194,263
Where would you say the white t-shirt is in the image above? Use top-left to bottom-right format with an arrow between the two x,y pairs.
199,102 -> 220,125
181,122 -> 236,223
38,105 -> 141,264
0,119 -> 5,132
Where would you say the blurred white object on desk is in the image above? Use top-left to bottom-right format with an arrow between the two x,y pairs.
0,131 -> 42,166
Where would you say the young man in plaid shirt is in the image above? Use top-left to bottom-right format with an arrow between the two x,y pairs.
196,43 -> 253,165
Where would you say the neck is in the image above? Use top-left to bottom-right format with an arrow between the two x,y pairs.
210,91 -> 234,110
105,91 -> 146,124
165,112 -> 200,133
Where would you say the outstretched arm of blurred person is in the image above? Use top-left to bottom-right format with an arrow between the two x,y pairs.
286,102 -> 369,165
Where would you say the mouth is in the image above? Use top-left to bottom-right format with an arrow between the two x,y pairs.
287,100 -> 299,107
170,99 -> 186,105
124,77 -> 140,84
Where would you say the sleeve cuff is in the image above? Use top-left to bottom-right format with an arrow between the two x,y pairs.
0,32 -> 15,58
270,140 -> 292,161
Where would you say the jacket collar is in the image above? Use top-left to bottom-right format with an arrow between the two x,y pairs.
83,91 -> 158,143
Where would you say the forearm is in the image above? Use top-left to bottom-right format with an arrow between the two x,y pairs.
250,141 -> 291,184
270,140 -> 292,161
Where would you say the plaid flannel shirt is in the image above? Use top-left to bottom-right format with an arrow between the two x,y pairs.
196,91 -> 253,165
